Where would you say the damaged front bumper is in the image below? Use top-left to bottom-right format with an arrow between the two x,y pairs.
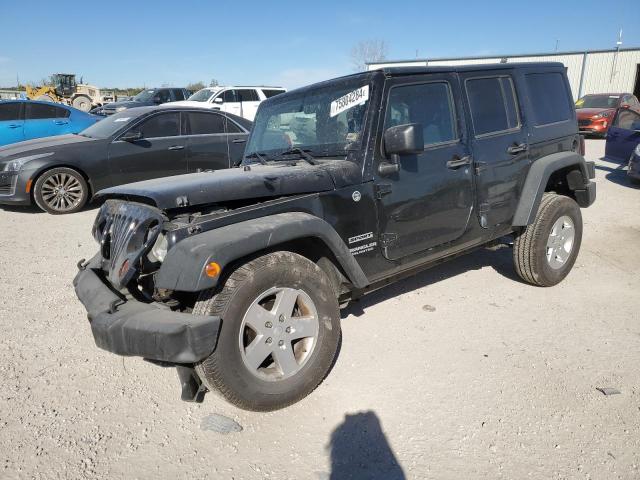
73,255 -> 221,364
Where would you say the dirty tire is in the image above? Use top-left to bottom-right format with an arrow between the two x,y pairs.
194,251 -> 341,411
72,95 -> 92,112
33,167 -> 89,215
513,193 -> 582,287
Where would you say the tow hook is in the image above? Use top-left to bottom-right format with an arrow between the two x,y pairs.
176,366 -> 208,403
77,258 -> 89,271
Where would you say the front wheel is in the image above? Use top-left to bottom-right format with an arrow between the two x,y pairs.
194,251 -> 341,411
33,167 -> 89,214
513,193 -> 583,286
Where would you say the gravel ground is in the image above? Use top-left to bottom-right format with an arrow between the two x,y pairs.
1,140 -> 639,480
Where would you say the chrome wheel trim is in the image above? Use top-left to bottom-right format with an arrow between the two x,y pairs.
238,286 -> 319,382
41,173 -> 83,212
546,215 -> 575,269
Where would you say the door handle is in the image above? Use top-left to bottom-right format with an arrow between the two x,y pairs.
507,143 -> 528,155
8,124 -> 21,129
168,145 -> 184,151
54,120 -> 68,125
232,138 -> 246,144
446,155 -> 472,169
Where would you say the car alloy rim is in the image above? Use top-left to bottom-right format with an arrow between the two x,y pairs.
238,286 -> 319,382
41,173 -> 83,212
546,215 -> 575,269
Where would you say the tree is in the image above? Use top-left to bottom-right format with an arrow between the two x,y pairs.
209,79 -> 219,87
187,81 -> 206,91
350,39 -> 388,72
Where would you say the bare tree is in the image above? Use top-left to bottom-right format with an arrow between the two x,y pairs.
350,39 -> 388,72
187,81 -> 206,91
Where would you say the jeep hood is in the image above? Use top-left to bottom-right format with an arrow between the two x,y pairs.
95,162 -> 356,210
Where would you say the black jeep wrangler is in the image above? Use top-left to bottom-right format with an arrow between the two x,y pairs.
74,63 -> 596,411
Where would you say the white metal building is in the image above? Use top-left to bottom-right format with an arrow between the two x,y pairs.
368,47 -> 640,100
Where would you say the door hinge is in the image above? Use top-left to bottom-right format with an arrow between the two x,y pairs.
379,232 -> 398,247
375,183 -> 392,199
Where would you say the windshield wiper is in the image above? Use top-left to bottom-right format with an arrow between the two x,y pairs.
243,151 -> 269,165
279,147 -> 316,165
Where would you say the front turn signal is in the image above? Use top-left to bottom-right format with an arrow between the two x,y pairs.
205,261 -> 221,278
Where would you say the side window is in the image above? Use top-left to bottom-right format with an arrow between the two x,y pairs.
613,109 -> 640,130
171,89 -> 185,101
222,90 -> 237,102
224,118 -> 243,133
385,82 -> 457,146
466,76 -> 520,136
55,106 -> 71,119
261,89 -> 285,99
26,103 -> 61,120
525,73 -> 572,125
134,112 -> 180,138
156,89 -> 171,103
237,89 -> 260,102
186,112 -> 225,135
0,103 -> 21,121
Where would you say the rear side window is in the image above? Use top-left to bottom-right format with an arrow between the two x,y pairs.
171,89 -> 186,101
221,90 -> 237,102
0,103 -> 21,121
237,89 -> 260,102
186,112 -> 225,134
466,76 -> 519,136
261,89 -> 285,99
135,112 -> 180,138
385,82 -> 457,146
613,109 -> 640,130
26,103 -> 70,119
525,73 -> 573,125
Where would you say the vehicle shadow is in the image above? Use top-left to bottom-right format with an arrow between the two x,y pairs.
327,411 -> 406,480
0,200 -> 101,215
342,245 -> 520,318
595,157 -> 639,189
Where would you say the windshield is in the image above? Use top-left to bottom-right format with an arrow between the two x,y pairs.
188,89 -> 217,102
576,95 -> 620,109
244,78 -> 372,160
79,111 -> 138,139
133,89 -> 156,102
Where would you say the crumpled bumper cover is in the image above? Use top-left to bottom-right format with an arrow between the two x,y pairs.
73,255 -> 220,363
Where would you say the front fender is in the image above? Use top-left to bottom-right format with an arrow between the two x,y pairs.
512,152 -> 596,227
155,212 -> 369,292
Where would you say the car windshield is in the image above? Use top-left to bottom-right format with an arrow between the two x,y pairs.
576,95 -> 620,109
188,89 -> 216,102
79,111 -> 139,139
133,89 -> 156,102
244,77 -> 372,161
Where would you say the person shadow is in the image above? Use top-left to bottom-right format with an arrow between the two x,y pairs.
327,411 -> 406,480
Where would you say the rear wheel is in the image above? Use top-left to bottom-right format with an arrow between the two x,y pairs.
194,251 -> 341,411
513,193 -> 583,286
33,167 -> 89,214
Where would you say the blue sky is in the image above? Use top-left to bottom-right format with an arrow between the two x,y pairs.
1,0 -> 638,89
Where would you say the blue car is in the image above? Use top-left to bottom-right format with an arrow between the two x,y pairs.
0,100 -> 101,147
605,108 -> 640,184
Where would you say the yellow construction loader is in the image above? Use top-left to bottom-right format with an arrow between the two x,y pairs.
25,73 -> 115,112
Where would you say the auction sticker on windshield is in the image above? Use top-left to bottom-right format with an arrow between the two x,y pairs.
330,85 -> 369,118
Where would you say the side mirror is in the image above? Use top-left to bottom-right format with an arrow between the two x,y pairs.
213,97 -> 224,104
120,130 -> 142,142
380,123 -> 424,174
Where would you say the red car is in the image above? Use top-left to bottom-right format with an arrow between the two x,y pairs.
576,93 -> 640,137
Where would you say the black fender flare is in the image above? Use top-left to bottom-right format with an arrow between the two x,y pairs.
155,212 -> 369,292
512,152 -> 595,227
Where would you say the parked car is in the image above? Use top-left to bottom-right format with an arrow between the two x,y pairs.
0,107 -> 250,214
0,100 -> 100,147
604,107 -> 640,183
74,62 -> 595,412
93,88 -> 190,116
171,86 -> 286,120
575,93 -> 640,137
